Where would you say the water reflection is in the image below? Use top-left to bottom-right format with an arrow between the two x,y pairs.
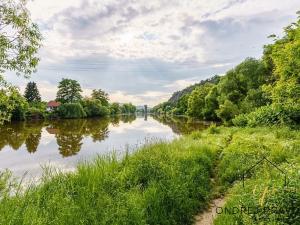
0,121 -> 43,152
0,115 -> 139,157
0,115 -> 209,159
152,115 -> 212,134
1,115 -> 209,177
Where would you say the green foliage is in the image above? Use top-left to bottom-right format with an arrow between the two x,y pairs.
214,127 -> 300,225
187,84 -> 213,118
0,136 -> 216,225
203,86 -> 219,120
233,104 -> 300,127
173,94 -> 189,115
82,99 -> 109,117
57,103 -> 86,119
0,0 -> 41,123
263,17 -> 300,105
216,100 -> 239,123
91,89 -> 109,106
110,102 -> 121,115
121,103 -> 136,114
0,0 -> 42,77
168,75 -> 220,105
56,79 -> 82,104
2,87 -> 28,121
26,107 -> 45,120
24,82 -> 41,103
207,123 -> 219,134
153,76 -> 220,115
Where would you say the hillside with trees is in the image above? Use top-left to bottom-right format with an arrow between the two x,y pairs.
153,15 -> 300,127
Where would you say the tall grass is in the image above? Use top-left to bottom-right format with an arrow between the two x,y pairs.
0,138 -> 217,225
214,127 -> 300,225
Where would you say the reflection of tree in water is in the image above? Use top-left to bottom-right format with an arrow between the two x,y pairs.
56,133 -> 83,157
152,115 -> 211,135
85,118 -> 110,142
120,114 -> 136,123
110,116 -> 120,127
48,119 -> 86,157
25,133 -> 42,153
0,121 -> 43,152
47,118 -> 111,157
0,116 -> 136,156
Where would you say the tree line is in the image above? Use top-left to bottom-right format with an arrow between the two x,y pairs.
153,13 -> 300,127
8,78 -> 137,121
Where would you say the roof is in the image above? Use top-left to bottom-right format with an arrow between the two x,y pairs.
47,101 -> 61,107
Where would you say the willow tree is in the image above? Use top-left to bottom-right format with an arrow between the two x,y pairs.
0,0 -> 42,123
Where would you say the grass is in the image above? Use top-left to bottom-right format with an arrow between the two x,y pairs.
0,126 -> 299,225
0,137 -> 219,225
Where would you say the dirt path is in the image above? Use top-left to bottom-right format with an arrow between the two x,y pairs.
194,197 -> 226,225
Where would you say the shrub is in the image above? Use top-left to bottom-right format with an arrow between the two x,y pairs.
82,99 -> 109,117
57,103 -> 86,119
232,113 -> 248,127
216,100 -> 239,123
232,104 -> 300,127
26,107 -> 45,120
208,123 -> 220,134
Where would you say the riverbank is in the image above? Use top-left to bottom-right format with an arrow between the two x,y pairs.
0,125 -> 299,224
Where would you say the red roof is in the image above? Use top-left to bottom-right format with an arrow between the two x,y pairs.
47,101 -> 61,107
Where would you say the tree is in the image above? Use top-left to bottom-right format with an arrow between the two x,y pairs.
91,89 -> 109,106
0,86 -> 28,122
110,102 -> 121,115
216,100 -> 239,123
187,84 -> 213,118
262,16 -> 300,106
121,103 -> 136,114
24,82 -> 41,103
203,86 -> 219,120
82,98 -> 109,117
0,0 -> 42,124
57,103 -> 86,119
0,0 -> 42,77
56,79 -> 82,103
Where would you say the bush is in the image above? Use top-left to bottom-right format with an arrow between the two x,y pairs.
26,107 -> 45,120
231,113 -> 248,127
58,103 -> 86,119
82,99 -> 110,117
216,100 -> 239,123
233,104 -> 300,127
208,123 -> 220,134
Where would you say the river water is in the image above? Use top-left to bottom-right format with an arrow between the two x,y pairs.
0,115 -> 211,178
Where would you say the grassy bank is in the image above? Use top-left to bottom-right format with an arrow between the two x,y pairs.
0,136 -> 219,225
213,127 -> 300,225
0,126 -> 299,225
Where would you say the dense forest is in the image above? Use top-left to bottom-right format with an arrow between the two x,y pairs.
153,15 -> 300,127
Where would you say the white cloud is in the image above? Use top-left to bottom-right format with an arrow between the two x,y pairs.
15,0 -> 300,106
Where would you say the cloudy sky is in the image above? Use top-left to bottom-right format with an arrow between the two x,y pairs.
5,0 -> 300,106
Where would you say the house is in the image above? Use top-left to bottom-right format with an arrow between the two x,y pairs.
47,101 -> 61,111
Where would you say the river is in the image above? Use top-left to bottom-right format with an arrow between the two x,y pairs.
0,115 -> 211,178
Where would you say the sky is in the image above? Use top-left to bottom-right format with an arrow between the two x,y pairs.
5,0 -> 300,106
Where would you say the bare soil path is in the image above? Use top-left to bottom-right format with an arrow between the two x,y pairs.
194,197 -> 226,225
